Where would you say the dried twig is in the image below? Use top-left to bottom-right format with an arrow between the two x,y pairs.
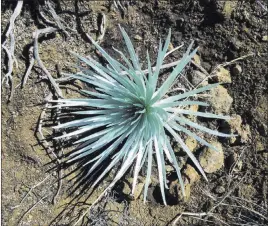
17,195 -> 48,226
210,53 -> 257,76
11,174 -> 51,209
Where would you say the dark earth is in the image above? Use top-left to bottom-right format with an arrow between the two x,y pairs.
1,0 -> 268,225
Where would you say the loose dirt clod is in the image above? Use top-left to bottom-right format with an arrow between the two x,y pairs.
169,178 -> 191,203
208,85 -> 233,114
185,136 -> 198,152
224,114 -> 251,144
183,164 -> 200,184
199,141 -> 224,173
211,67 -> 232,83
123,177 -> 145,200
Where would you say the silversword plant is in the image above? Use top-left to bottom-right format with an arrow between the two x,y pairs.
52,26 -> 232,205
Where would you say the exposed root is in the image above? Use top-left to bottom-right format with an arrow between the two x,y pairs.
22,46 -> 35,87
33,27 -> 63,98
2,0 -> 23,100
22,0 -> 74,91
45,0 -> 70,38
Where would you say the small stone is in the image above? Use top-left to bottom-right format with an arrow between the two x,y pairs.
232,64 -> 242,75
189,70 -> 208,87
262,35 -> 268,41
134,35 -> 142,41
184,164 -> 200,184
215,186 -> 225,194
165,165 -> 175,173
208,85 -> 233,114
256,96 -> 268,125
256,140 -> 265,152
212,67 -> 232,83
185,136 -> 198,152
199,141 -> 224,173
169,178 -> 191,203
193,54 -> 201,65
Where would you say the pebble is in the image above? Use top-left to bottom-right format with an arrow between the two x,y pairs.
262,35 -> 268,41
199,141 -> 224,173
165,165 -> 175,173
230,38 -> 242,51
186,104 -> 199,122
134,35 -> 142,41
238,184 -> 256,199
256,139 -> 265,152
232,64 -> 242,75
215,186 -> 226,194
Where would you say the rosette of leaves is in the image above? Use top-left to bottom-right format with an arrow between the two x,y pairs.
52,26 -> 232,205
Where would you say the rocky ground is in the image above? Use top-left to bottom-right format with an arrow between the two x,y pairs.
1,0 -> 268,225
